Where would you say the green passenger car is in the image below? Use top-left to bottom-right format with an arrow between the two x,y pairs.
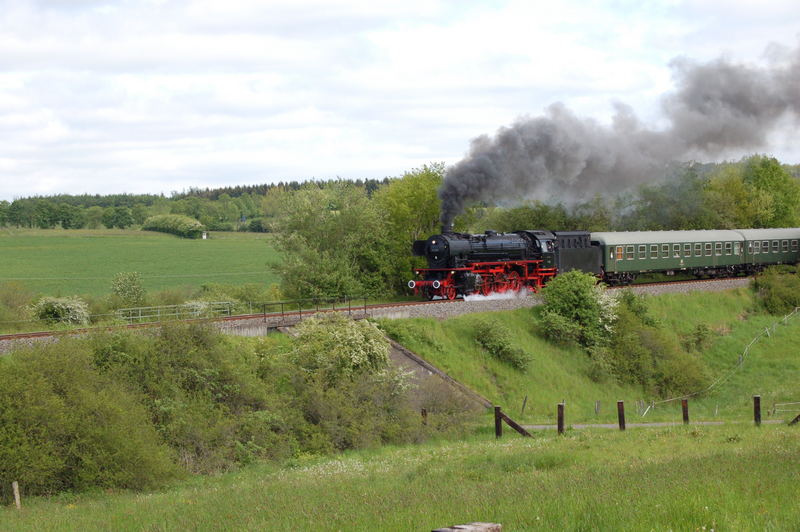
590,229 -> 800,284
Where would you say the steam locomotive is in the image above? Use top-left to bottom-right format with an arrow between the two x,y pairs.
409,226 -> 800,299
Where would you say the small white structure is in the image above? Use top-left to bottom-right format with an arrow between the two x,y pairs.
202,231 -> 208,240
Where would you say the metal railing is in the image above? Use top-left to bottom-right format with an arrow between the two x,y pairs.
250,296 -> 370,324
116,301 -> 234,324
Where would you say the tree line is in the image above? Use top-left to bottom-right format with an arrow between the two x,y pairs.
0,155 -> 798,299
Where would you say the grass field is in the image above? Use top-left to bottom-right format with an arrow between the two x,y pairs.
2,424 -> 797,531
0,228 -> 280,297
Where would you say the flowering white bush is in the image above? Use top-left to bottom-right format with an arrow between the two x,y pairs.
31,296 -> 90,325
292,313 -> 389,379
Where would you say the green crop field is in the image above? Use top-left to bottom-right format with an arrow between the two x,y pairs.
0,228 -> 281,297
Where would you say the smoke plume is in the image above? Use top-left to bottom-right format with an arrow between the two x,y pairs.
439,43 -> 800,227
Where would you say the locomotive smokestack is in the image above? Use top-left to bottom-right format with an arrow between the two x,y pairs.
441,223 -> 454,234
438,42 -> 800,221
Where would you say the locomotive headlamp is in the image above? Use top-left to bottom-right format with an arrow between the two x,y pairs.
432,280 -> 441,289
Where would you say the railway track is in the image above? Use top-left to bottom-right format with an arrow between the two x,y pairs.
0,276 -> 752,345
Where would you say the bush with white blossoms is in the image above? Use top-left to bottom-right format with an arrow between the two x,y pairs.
291,313 -> 390,381
31,296 -> 91,325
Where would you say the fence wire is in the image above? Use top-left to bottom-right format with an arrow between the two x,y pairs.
641,306 -> 800,417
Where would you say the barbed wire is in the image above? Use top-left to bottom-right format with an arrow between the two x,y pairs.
641,306 -> 800,416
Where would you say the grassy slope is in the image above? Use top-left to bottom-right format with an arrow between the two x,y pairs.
2,425 -> 798,531
380,287 -> 800,424
0,228 -> 280,297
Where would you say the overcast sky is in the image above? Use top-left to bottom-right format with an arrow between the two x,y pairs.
0,0 -> 798,201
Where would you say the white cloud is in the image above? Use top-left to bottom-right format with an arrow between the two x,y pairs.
0,0 -> 798,200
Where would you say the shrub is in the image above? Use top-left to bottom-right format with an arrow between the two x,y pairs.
291,314 -> 390,381
540,271 -> 616,348
592,294 -> 710,396
142,214 -> 205,238
31,296 -> 90,325
752,268 -> 800,315
111,271 -> 146,307
0,342 -> 180,497
473,318 -> 531,370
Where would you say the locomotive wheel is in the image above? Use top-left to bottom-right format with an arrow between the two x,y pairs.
444,286 -> 457,300
480,277 -> 493,296
507,271 -> 521,291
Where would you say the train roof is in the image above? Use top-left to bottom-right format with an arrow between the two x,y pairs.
591,228 -> 800,245
590,230 -> 744,245
732,228 -> 800,240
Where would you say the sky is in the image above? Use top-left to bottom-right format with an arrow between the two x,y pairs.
0,0 -> 798,201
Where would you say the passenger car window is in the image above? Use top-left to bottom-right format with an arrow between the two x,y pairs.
626,245 -> 634,260
694,243 -> 702,256
724,242 -> 732,255
615,246 -> 623,259
772,240 -> 779,252
638,245 -> 646,259
782,240 -> 789,252
661,244 -> 669,258
714,242 -> 722,256
684,243 -> 691,257
705,243 -> 712,256
754,241 -> 760,254
673,244 -> 680,258
792,240 -> 798,252
650,245 -> 658,258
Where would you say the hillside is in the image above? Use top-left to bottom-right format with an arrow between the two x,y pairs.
379,287 -> 800,424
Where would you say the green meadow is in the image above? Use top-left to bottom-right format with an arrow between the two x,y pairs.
2,425 -> 797,531
0,228 -> 280,297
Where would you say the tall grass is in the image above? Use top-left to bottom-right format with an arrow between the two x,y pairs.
2,424 -> 797,531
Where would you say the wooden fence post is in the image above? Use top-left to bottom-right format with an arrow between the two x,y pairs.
421,408 -> 428,426
754,395 -> 761,427
595,400 -> 600,415
557,403 -> 565,435
12,481 -> 20,510
494,406 -> 502,438
617,400 -> 626,431
682,399 -> 689,425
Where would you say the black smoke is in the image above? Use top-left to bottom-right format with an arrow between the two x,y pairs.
439,43 -> 800,227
